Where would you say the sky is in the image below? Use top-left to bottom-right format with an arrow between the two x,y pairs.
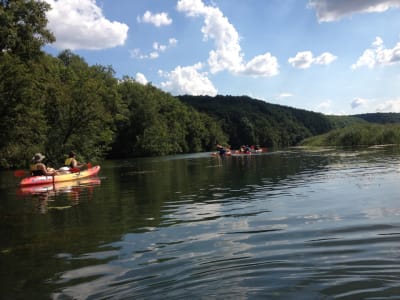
43,0 -> 400,115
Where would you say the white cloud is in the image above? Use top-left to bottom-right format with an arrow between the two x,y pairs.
350,97 -> 400,113
177,0 -> 279,77
276,93 -> 294,99
375,99 -> 400,112
137,11 -> 172,27
45,0 -> 128,50
288,51 -> 337,69
130,38 -> 177,60
159,63 -> 217,96
135,73 -> 148,85
308,0 -> 400,22
316,99 -> 332,112
288,51 -> 314,69
315,52 -> 338,65
352,37 -> 400,69
241,53 -> 279,77
351,97 -> 369,109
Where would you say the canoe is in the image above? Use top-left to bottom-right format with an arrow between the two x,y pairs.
20,165 -> 101,186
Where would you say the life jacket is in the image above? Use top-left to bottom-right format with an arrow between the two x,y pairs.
65,157 -> 74,167
30,163 -> 45,176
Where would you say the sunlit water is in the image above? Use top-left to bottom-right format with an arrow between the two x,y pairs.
2,147 -> 400,299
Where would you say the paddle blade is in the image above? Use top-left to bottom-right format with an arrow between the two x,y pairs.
14,170 -> 27,177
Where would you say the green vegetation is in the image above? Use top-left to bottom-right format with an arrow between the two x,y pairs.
301,123 -> 400,147
0,0 -> 227,168
179,95 -> 333,148
354,113 -> 400,124
326,115 -> 367,128
3,0 -> 400,169
110,79 -> 227,158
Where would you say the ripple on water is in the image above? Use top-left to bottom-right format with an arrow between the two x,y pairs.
48,149 -> 400,299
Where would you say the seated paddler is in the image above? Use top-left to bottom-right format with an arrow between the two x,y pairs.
30,153 -> 58,176
64,151 -> 83,170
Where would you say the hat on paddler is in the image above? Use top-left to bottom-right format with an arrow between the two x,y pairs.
32,153 -> 45,163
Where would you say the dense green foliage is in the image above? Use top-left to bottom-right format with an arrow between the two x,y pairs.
354,113 -> 400,124
0,0 -> 55,61
0,0 -> 229,168
326,115 -> 367,128
301,123 -> 400,147
179,95 -> 333,148
3,0 -> 400,169
110,79 -> 227,157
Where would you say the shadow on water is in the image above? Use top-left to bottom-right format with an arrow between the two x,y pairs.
1,147 -> 400,299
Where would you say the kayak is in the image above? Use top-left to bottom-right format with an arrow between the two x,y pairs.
211,151 -> 232,156
20,165 -> 101,186
232,148 -> 268,154
18,177 -> 101,195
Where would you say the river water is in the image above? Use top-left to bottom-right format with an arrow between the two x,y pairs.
1,147 -> 400,299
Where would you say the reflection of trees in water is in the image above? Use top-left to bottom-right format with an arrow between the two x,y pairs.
21,178 -> 101,214
110,151 -> 333,229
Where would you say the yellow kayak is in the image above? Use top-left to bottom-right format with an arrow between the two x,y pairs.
20,165 -> 101,186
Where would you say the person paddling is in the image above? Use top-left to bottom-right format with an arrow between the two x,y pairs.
30,153 -> 58,176
64,151 -> 83,170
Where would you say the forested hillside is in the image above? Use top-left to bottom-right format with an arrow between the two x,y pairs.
179,95 -> 333,148
354,113 -> 400,124
3,0 -> 400,169
0,0 -> 227,168
301,123 -> 400,147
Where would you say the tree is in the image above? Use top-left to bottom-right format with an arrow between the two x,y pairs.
0,0 -> 55,61
0,53 -> 48,167
42,50 -> 123,163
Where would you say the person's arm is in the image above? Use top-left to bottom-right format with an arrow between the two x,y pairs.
72,158 -> 84,168
38,163 -> 56,176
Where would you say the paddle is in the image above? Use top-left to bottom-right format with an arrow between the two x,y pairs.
70,162 -> 92,173
14,170 -> 28,177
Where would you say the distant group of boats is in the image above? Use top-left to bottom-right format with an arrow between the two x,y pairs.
212,145 -> 268,156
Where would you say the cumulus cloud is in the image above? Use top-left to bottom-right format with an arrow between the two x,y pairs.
137,11 -> 172,27
352,37 -> 400,69
351,97 -> 369,109
375,99 -> 400,112
135,73 -> 148,85
308,0 -> 400,22
45,0 -> 128,50
130,38 -> 178,59
316,99 -> 332,113
288,51 -> 337,69
159,63 -> 217,96
350,97 -> 400,113
177,0 -> 279,77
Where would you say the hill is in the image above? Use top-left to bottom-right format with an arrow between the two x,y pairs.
353,113 -> 400,124
178,95 -> 333,148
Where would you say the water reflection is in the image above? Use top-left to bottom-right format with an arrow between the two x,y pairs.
3,147 -> 400,299
16,178 -> 101,213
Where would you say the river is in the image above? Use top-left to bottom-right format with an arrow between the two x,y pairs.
1,146 -> 400,299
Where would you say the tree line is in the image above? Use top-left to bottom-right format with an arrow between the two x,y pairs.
3,0 -> 400,169
300,123 -> 400,147
179,95 -> 334,149
0,0 -> 228,168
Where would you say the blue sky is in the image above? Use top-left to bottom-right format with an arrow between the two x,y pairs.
43,0 -> 400,115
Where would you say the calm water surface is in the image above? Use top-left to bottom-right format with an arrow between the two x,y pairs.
2,147 -> 400,299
